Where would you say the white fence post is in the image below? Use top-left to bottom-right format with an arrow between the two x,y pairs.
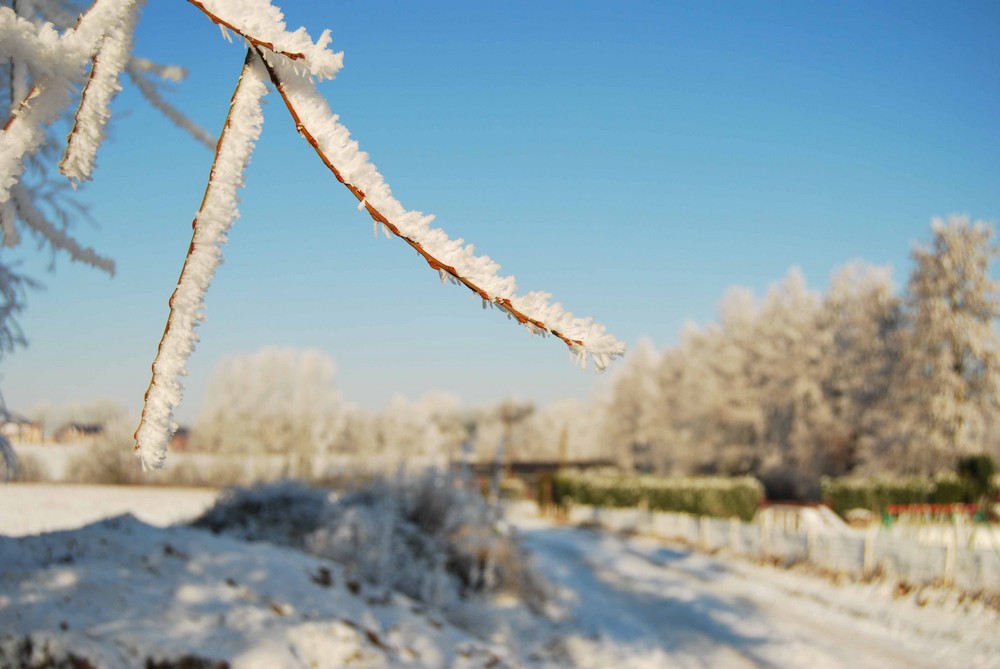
863,525 -> 878,578
761,512 -> 772,560
944,528 -> 958,585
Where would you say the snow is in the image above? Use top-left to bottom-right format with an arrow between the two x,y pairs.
0,483 -> 218,536
515,517 -> 1000,669
2,484 -> 998,668
0,514 -> 516,668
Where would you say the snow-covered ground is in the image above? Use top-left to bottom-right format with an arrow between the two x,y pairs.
0,483 -> 218,536
1,484 -> 998,668
515,516 -> 1000,668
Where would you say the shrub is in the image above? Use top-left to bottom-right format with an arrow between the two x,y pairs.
11,453 -> 49,482
65,420 -> 145,485
553,470 -> 763,521
928,472 -> 968,504
190,470 -> 547,630
957,454 -> 997,501
821,472 -> 991,516
192,480 -> 330,548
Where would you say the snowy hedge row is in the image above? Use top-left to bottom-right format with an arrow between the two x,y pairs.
552,470 -> 763,521
821,472 -> 993,517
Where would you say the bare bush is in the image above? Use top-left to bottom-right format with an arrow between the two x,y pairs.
191,470 -> 547,632
12,453 -> 48,482
65,419 -> 144,485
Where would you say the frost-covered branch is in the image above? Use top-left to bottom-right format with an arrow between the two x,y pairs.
8,0 -> 33,112
172,0 -> 624,367
126,57 -> 214,147
185,0 -> 343,78
0,0 -> 138,204
134,49 -> 267,469
60,0 -> 142,182
125,60 -> 214,149
0,261 -> 37,359
10,183 -> 115,273
255,51 -> 626,371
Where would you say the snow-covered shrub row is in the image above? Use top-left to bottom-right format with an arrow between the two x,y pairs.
553,469 -> 764,521
822,473 -> 992,518
192,471 -> 546,627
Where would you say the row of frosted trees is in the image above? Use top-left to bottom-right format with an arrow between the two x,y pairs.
190,347 -> 604,470
189,216 -> 1000,498
601,216 -> 1000,499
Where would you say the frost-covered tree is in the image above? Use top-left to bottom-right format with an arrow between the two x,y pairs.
636,266 -> 902,496
819,262 -> 901,475
688,289 -> 765,476
878,216 -> 1000,474
0,0 -> 625,470
194,347 -> 345,456
521,397 -> 602,462
376,392 -> 463,467
732,268 -> 827,497
599,337 -> 660,471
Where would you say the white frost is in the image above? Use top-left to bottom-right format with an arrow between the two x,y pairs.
193,0 -> 343,80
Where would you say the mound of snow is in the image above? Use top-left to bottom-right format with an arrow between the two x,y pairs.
0,514 -> 521,668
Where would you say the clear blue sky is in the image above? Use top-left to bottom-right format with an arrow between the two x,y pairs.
3,0 -> 999,422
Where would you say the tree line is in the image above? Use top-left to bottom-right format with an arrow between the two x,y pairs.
601,216 -> 1000,499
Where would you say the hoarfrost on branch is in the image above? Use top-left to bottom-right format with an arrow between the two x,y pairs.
1,0 -> 624,469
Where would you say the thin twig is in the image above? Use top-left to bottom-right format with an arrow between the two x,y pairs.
2,85 -> 39,132
59,48 -> 103,177
254,48 -> 587,351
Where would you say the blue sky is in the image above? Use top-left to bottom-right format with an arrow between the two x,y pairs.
3,0 -> 999,422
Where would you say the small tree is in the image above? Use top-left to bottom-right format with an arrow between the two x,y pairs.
0,1 -> 625,470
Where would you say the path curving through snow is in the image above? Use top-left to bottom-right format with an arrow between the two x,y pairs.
516,520 -> 999,669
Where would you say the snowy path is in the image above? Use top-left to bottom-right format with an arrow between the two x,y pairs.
516,521 -> 999,669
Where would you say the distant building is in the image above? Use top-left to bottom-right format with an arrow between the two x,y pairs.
0,414 -> 43,444
169,427 -> 190,452
54,423 -> 104,444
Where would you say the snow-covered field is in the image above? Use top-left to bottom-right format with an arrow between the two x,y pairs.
1,484 -> 998,668
0,483 -> 218,536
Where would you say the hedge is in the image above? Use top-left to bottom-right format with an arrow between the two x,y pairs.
553,469 -> 764,521
822,472 -> 993,517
